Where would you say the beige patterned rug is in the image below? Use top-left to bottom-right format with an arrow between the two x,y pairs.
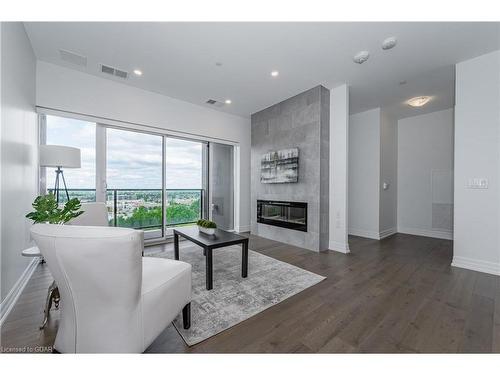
150,244 -> 325,346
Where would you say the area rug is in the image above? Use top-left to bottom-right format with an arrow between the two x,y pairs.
149,245 -> 325,346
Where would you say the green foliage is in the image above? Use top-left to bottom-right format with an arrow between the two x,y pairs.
26,194 -> 84,224
114,206 -> 162,228
111,198 -> 201,228
196,219 -> 217,229
167,199 -> 201,225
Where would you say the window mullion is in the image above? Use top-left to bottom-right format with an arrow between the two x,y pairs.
95,124 -> 107,203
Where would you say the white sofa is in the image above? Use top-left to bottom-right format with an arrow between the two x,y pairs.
30,223 -> 192,353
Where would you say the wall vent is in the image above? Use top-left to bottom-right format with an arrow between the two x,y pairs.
206,99 -> 223,107
101,64 -> 114,75
100,64 -> 129,79
59,49 -> 87,67
114,69 -> 128,79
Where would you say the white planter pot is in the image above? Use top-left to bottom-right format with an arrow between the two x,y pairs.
198,226 -> 215,235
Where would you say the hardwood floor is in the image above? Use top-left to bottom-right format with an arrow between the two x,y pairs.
1,233 -> 499,353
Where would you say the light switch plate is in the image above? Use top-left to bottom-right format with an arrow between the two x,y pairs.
467,178 -> 488,189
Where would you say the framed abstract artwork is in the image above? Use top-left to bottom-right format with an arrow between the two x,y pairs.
260,148 -> 299,184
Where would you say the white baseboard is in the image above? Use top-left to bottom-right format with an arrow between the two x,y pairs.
379,227 -> 397,240
236,225 -> 251,233
348,228 -> 397,240
348,228 -> 380,240
0,258 -> 39,326
397,227 -> 453,240
329,240 -> 350,254
452,256 -> 500,276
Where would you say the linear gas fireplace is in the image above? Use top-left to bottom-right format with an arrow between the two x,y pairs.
257,200 -> 307,232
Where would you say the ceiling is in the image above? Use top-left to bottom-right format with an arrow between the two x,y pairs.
24,22 -> 500,119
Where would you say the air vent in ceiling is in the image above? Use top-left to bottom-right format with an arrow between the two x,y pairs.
114,69 -> 128,79
206,99 -> 224,107
100,64 -> 129,79
101,64 -> 114,75
59,49 -> 87,67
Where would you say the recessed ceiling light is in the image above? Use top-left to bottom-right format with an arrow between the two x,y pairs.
133,69 -> 142,76
407,96 -> 431,107
353,51 -> 370,64
225,99 -> 232,104
382,37 -> 397,50
271,70 -> 279,77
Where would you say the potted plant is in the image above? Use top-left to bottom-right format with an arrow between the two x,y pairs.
196,219 -> 217,235
26,194 -> 84,224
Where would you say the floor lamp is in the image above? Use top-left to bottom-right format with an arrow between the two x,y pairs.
40,145 -> 81,203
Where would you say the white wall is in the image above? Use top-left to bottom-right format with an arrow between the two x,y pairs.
397,108 -> 454,240
453,50 -> 500,276
348,106 -> 452,241
379,110 -> 398,237
36,61 -> 251,232
1,23 -> 38,301
348,108 -> 380,239
329,84 -> 350,253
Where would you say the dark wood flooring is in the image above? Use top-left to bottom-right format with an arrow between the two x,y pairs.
1,233 -> 499,353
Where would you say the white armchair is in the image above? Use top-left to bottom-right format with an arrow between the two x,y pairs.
30,223 -> 192,353
69,202 -> 145,254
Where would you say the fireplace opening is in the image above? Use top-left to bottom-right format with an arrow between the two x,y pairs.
257,200 -> 307,232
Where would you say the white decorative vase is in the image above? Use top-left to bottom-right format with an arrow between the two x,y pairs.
198,226 -> 215,235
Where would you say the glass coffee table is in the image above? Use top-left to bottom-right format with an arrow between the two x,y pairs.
173,226 -> 249,290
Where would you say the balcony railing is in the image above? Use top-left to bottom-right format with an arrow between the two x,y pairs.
47,188 -> 204,232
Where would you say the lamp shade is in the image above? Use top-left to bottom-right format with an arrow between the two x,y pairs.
40,145 -> 81,168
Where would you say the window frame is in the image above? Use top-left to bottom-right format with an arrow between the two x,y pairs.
38,109 -> 239,243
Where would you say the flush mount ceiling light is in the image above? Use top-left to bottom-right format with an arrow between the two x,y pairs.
133,69 -> 143,76
271,70 -> 279,77
225,99 -> 232,104
407,96 -> 432,107
382,37 -> 397,50
353,51 -> 370,64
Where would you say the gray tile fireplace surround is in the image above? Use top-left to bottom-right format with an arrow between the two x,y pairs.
250,86 -> 330,251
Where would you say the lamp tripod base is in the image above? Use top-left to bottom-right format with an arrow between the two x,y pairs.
53,167 -> 70,204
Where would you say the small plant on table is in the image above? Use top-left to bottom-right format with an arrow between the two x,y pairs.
197,219 -> 217,235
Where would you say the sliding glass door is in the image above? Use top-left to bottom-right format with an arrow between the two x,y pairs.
209,143 -> 234,230
105,129 -> 208,239
106,128 -> 164,239
164,137 -> 207,235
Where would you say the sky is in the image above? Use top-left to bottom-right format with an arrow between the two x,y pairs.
46,115 -> 203,190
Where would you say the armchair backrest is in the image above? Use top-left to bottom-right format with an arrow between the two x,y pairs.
69,202 -> 109,226
30,223 -> 144,353
69,202 -> 144,254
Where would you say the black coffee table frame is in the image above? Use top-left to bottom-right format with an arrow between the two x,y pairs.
173,226 -> 249,290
